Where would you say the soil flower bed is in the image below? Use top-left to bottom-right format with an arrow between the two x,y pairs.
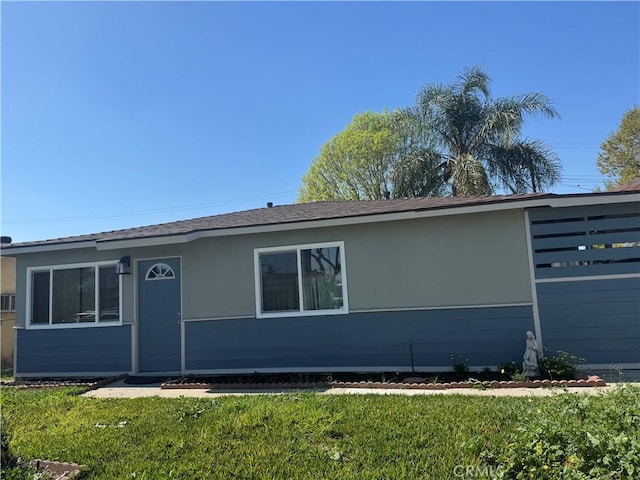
0,374 -> 128,390
161,372 -> 606,390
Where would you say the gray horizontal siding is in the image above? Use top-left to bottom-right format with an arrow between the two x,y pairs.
537,278 -> 640,364
529,202 -> 640,222
16,325 -> 132,375
528,203 -> 640,279
185,306 -> 534,372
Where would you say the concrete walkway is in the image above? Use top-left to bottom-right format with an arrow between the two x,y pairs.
83,378 -> 617,399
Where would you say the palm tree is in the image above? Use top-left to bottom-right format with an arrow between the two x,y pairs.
393,66 -> 561,196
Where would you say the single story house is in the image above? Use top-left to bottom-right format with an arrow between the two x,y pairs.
3,188 -> 639,378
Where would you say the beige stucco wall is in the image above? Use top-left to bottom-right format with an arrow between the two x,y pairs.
1,256 -> 16,290
1,256 -> 16,369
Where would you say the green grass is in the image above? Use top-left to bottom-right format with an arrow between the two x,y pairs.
1,386 -> 638,479
480,385 -> 640,479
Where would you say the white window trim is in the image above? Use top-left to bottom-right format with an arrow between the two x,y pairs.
254,241 -> 349,319
145,262 -> 176,281
26,260 -> 123,330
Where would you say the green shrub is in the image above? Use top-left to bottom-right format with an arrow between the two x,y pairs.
500,362 -> 523,376
480,385 -> 640,479
539,350 -> 585,380
451,354 -> 470,374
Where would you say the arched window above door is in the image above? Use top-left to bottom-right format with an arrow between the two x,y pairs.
145,263 -> 175,280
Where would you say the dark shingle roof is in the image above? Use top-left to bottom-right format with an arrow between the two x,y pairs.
4,189 -> 638,250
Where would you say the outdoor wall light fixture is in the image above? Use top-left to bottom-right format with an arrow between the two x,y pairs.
116,256 -> 131,275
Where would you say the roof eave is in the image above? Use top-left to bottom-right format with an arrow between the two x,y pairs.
1,240 -> 98,255
92,195 -> 567,250
4,191 -> 639,255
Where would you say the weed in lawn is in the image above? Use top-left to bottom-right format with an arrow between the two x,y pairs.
427,376 -> 439,385
510,371 -> 529,382
471,382 -> 490,390
480,385 -> 640,478
175,397 -> 219,422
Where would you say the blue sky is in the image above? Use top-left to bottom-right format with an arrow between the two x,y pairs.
1,1 -> 638,242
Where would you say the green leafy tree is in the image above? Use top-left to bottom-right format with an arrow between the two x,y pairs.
394,66 -> 562,196
298,111 -> 442,202
596,106 -> 640,190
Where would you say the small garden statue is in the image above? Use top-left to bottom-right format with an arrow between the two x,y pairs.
522,331 -> 540,377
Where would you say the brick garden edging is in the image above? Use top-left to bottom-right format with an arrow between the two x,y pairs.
0,373 -> 607,391
160,375 -> 606,390
0,373 -> 128,390
328,375 -> 606,389
161,381 -> 332,390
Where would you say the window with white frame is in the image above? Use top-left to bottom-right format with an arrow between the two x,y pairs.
28,262 -> 121,327
0,294 -> 15,312
145,263 -> 175,280
255,242 -> 348,317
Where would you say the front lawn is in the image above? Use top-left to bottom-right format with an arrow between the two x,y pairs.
2,386 -> 639,479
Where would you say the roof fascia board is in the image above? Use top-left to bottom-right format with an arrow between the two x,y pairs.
95,233 -> 193,251
93,192 -> 640,251
7,192 -> 639,254
96,197 -> 554,250
546,192 -> 640,208
1,241 -> 97,255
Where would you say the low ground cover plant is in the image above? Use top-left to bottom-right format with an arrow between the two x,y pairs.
480,385 -> 640,479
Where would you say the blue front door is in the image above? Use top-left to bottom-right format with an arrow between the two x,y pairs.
138,258 -> 181,373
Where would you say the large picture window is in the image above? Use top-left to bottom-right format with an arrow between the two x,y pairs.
28,262 -> 121,328
255,242 -> 348,318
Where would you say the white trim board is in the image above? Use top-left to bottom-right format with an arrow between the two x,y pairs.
182,315 -> 255,323
3,241 -> 97,255
580,363 -> 640,370
535,273 -> 640,283
14,371 -> 132,379
351,303 -> 533,314
179,303 -> 534,324
131,371 -> 183,377
524,210 -> 544,354
25,322 -> 126,331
